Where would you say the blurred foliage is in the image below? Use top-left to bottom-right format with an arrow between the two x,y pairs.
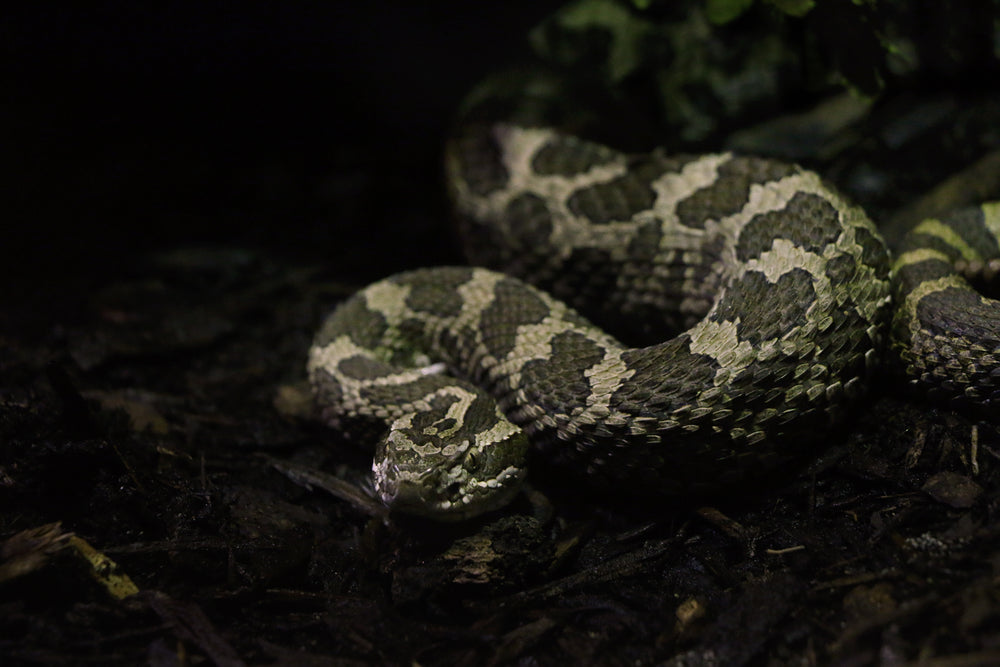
612,0 -> 998,96
703,0 -> 815,24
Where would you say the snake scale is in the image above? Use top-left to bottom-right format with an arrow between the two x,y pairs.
308,52 -> 1000,523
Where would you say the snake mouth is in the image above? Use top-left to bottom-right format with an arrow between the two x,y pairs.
375,461 -> 527,521
370,404 -> 532,520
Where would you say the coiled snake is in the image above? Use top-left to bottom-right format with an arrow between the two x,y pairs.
308,77 -> 1000,521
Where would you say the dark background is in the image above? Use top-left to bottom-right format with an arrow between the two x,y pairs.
3,2 -> 562,320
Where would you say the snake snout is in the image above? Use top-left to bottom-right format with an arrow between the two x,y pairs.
372,415 -> 530,519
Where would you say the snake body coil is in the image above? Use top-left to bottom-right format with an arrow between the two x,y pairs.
308,44 -> 1000,519
308,123 -> 910,519
891,204 -> 1000,410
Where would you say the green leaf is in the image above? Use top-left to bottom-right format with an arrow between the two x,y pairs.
766,0 -> 815,17
705,0 -> 755,25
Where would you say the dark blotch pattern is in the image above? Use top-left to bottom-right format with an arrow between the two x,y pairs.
399,268 -> 475,318
402,392 -> 463,433
918,288 -> 1000,344
625,217 -> 665,262
450,128 -> 509,197
316,295 -> 388,348
824,253 -> 857,286
359,373 -> 458,412
617,338 -> 718,412
531,133 -> 620,175
676,157 -> 797,230
567,156 -> 676,224
504,193 -> 556,249
932,207 -> 1000,260
855,226 -> 892,281
545,246 -> 618,313
894,259 -> 958,296
903,232 -> 968,264
712,269 -> 816,344
479,278 -> 552,360
520,330 -> 610,415
461,193 -> 555,271
896,283 -> 1000,417
338,355 -> 397,381
737,192 -> 842,261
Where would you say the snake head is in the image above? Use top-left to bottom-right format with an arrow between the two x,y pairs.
372,409 -> 530,520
